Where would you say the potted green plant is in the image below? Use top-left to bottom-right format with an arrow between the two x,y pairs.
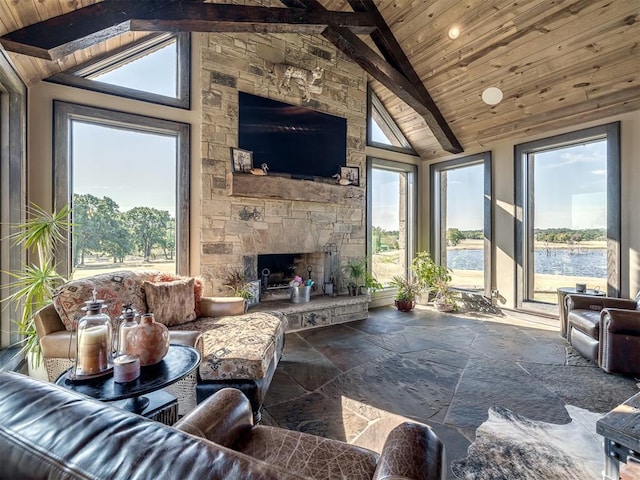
411,251 -> 453,304
389,275 -> 423,312
2,204 -> 71,368
411,251 -> 438,301
433,277 -> 457,312
222,269 -> 253,308
361,270 -> 383,295
343,258 -> 366,296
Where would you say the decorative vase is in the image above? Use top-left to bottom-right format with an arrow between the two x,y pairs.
348,285 -> 358,296
395,299 -> 415,312
127,313 -> 169,366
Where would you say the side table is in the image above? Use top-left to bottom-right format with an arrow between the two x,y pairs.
597,391 -> 640,480
56,344 -> 200,425
557,287 -> 605,338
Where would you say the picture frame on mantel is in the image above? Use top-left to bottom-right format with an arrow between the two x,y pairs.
231,147 -> 253,173
340,166 -> 360,186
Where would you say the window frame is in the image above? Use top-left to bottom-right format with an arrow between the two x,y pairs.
0,51 -> 26,347
366,157 -> 418,285
514,122 -> 621,307
430,152 -> 493,299
53,101 -> 191,277
366,87 -> 417,155
47,33 -> 190,110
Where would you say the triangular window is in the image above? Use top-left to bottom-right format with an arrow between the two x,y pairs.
368,90 -> 414,152
89,38 -> 177,98
47,33 -> 189,109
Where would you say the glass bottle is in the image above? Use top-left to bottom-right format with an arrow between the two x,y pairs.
117,305 -> 138,356
72,290 -> 113,379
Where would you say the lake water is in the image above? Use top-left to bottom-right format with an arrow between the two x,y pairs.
447,248 -> 607,278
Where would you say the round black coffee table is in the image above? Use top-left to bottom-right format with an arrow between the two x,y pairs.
56,344 -> 200,413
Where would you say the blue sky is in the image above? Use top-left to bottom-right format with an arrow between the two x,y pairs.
370,136 -> 607,231
72,42 -> 178,215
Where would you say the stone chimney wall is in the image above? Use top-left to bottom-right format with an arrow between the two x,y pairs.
199,32 -> 367,295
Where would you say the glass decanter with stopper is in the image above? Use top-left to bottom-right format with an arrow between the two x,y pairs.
116,305 -> 138,356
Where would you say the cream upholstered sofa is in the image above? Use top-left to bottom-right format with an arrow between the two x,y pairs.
34,270 -> 286,418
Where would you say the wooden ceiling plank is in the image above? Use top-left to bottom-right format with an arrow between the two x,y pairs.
323,26 -> 462,153
472,89 -> 640,142
130,3 -> 376,34
0,0 -> 174,61
419,1 -> 636,87
432,18 -> 639,113
346,0 -> 462,153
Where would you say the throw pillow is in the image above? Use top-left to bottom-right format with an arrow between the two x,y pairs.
153,273 -> 205,317
144,278 -> 197,327
52,271 -> 147,332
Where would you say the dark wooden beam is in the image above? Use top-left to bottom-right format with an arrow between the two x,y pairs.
282,0 -> 463,154
131,3 -> 376,35
0,0 -> 175,61
347,0 -> 463,153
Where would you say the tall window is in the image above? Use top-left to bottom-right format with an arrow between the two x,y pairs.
53,102 -> 190,278
368,159 -> 416,286
431,153 -> 493,297
515,123 -> 620,306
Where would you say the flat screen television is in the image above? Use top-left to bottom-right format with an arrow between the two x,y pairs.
238,92 -> 347,180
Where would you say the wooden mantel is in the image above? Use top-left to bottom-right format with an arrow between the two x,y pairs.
227,173 -> 364,206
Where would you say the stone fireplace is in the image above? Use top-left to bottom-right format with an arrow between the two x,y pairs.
198,31 -> 367,297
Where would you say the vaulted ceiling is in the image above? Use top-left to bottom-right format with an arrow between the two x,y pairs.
1,0 -> 638,159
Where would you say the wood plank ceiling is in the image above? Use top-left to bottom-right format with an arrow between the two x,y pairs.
0,0 -> 638,160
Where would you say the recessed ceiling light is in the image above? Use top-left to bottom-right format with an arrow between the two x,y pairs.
482,87 -> 503,105
448,26 -> 461,40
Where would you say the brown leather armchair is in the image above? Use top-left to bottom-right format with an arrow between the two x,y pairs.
0,372 -> 445,480
566,294 -> 640,374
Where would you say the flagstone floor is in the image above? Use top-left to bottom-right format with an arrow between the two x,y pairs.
262,305 -> 639,479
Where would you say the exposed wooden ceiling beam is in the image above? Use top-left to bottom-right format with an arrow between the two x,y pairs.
347,0 -> 462,154
282,0 -> 463,154
130,3 -> 376,35
0,1 -> 375,61
0,0 -> 175,61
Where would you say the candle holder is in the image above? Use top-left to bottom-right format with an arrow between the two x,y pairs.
71,290 -> 114,380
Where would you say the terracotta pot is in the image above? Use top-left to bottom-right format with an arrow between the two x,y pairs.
127,313 -> 170,366
395,299 -> 415,312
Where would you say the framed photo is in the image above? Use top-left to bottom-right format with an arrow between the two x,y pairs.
340,166 -> 360,186
231,147 -> 253,173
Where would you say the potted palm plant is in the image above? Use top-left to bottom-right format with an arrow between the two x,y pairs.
343,258 -> 366,296
389,275 -> 423,312
2,204 -> 71,369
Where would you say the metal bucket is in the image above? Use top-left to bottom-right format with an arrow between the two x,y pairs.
290,285 -> 311,303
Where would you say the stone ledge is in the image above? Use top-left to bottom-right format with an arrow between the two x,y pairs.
248,294 -> 369,332
227,173 -> 364,206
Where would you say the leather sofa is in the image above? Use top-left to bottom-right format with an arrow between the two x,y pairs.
34,270 -> 286,419
0,372 -> 445,480
566,293 -> 640,374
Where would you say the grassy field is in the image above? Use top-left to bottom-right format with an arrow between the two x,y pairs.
72,258 -> 175,280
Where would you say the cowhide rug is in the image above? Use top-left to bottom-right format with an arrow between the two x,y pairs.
451,405 -> 604,480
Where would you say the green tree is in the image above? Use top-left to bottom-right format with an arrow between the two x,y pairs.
447,227 -> 464,246
72,193 -> 103,266
124,207 -> 171,262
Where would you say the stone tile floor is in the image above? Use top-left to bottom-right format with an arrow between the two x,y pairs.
262,305 -> 639,478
